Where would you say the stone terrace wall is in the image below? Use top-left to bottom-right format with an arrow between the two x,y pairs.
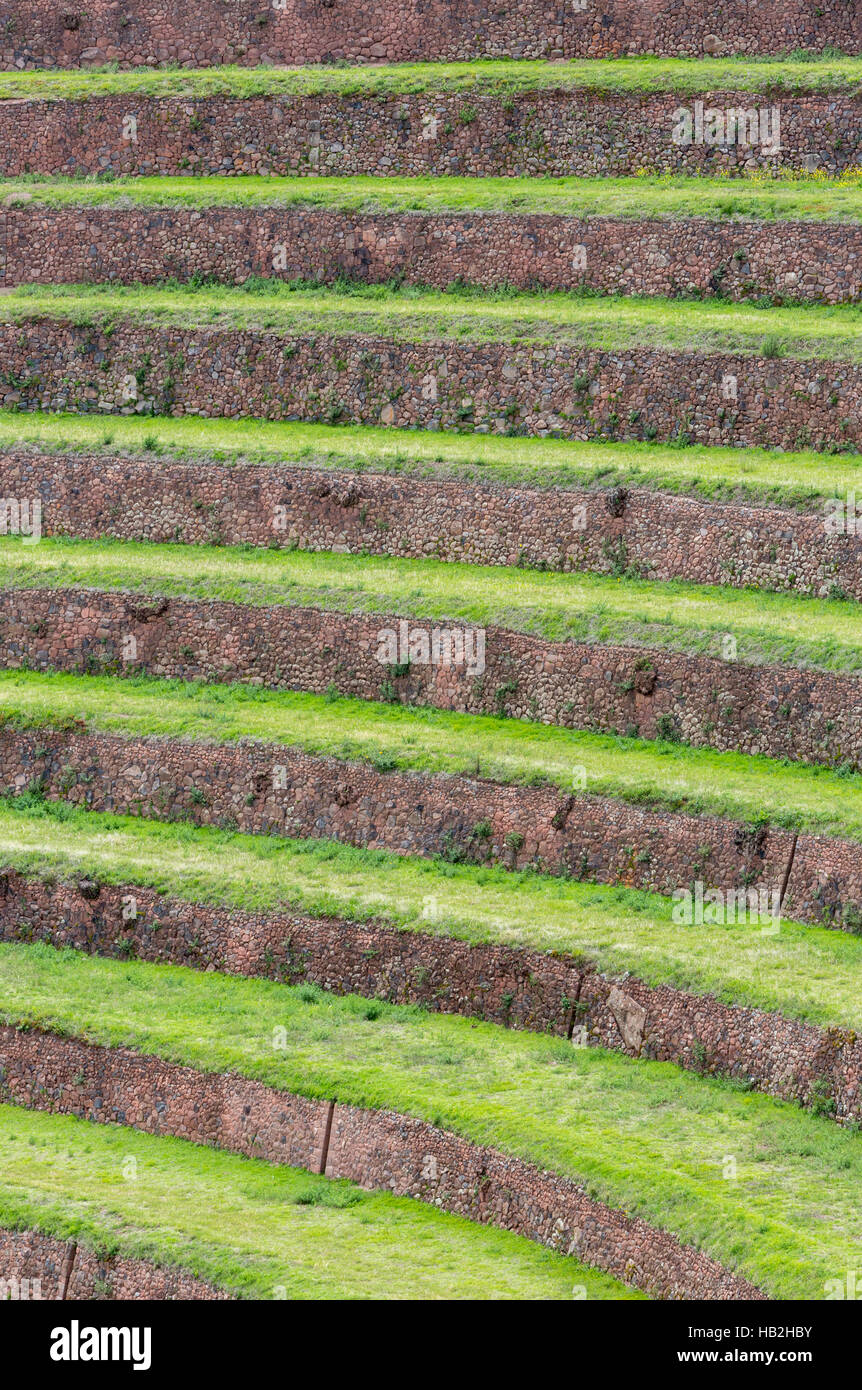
6,204 -> 861,305
1,587 -> 860,769
0,725 -> 859,927
2,870 -> 860,1118
3,90 -> 857,179
1,320 -> 858,453
3,449 -> 857,599
0,871 -> 585,1034
0,1228 -> 229,1300
0,0 -> 855,69
0,1026 -> 764,1300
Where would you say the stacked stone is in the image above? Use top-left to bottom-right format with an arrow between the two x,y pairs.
0,2 -> 858,1305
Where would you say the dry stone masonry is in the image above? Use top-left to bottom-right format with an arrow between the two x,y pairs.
5,204 -> 861,304
0,727 -> 858,928
1,319 -> 859,452
1,870 -> 860,1119
2,587 -> 860,769
3,447 -> 859,598
0,1228 -> 230,1300
0,1025 -> 765,1300
1,0 -> 860,1308
0,0 -> 855,69
4,89 -> 859,179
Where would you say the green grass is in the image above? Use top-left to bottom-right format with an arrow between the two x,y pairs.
2,56 -> 861,101
1,410 -> 859,509
3,798 -> 862,1030
7,172 -> 862,222
0,1105 -> 624,1300
5,670 -> 862,842
1,942 -> 860,1301
3,535 -> 862,671
6,279 -> 862,360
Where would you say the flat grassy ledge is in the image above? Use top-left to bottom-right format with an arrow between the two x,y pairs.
2,411 -> 860,509
7,173 -> 862,222
1,942 -> 860,1301
0,1105 -> 618,1300
3,535 -> 862,672
5,280 -> 862,361
1,56 -> 861,101
2,798 -> 862,1031
3,669 -> 862,843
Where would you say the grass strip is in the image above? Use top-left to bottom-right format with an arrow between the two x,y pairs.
1,409 -> 858,508
1,56 -> 861,101
4,668 -> 862,839
0,941 -> 859,1301
0,1104 -> 619,1300
6,172 -> 862,222
2,535 -> 862,672
6,279 -> 862,360
1,797 -> 861,1030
